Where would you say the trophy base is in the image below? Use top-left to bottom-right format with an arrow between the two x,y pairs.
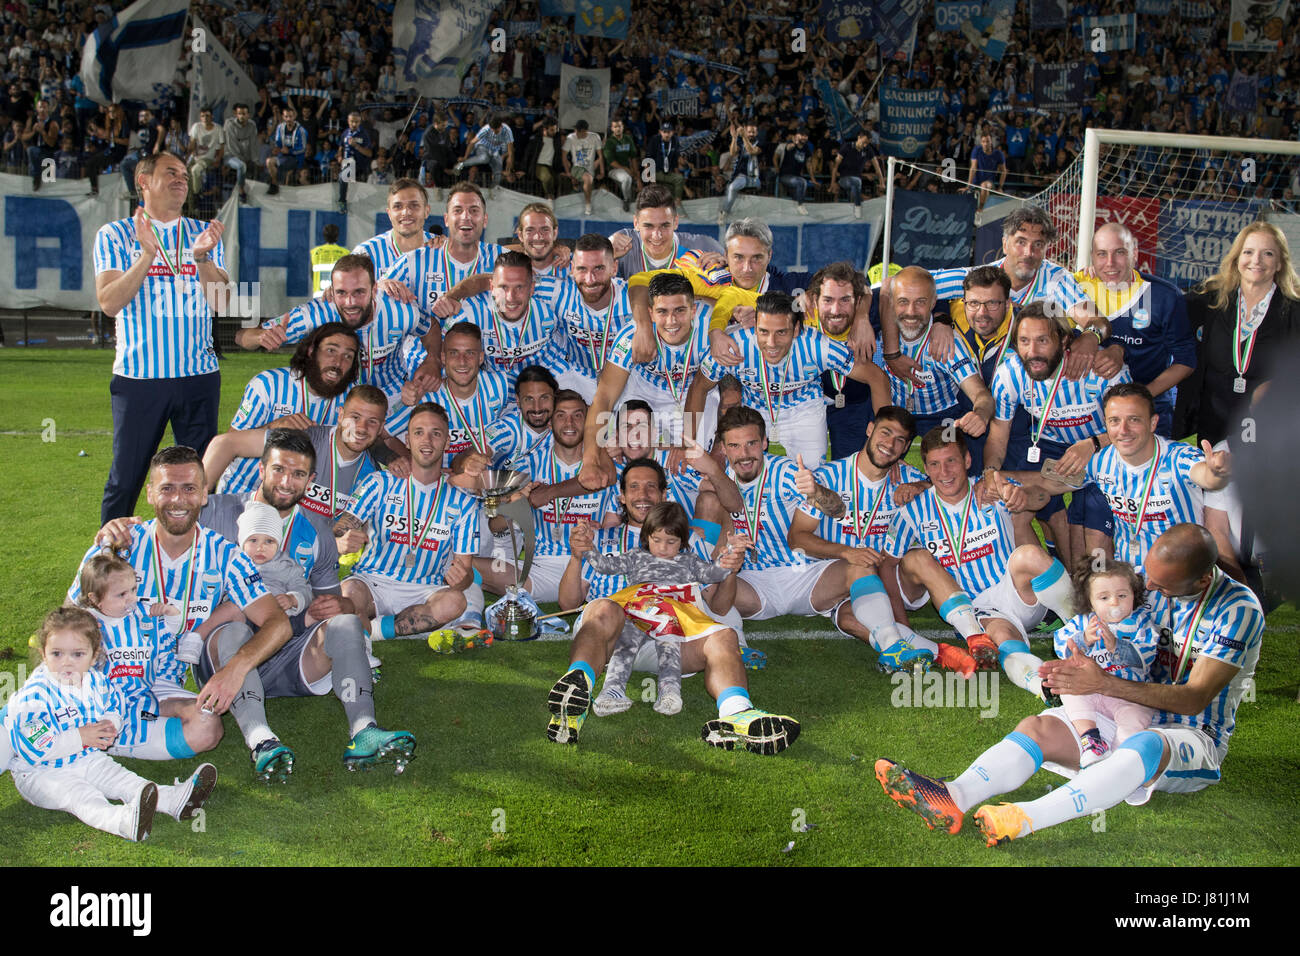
493,603 -> 537,642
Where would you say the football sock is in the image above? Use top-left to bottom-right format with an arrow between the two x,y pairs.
323,615 -> 377,737
1012,731 -> 1160,830
569,659 -> 597,690
948,730 -> 1043,813
458,582 -> 485,623
717,685 -> 751,718
212,623 -> 275,749
938,592 -> 984,640
895,622 -> 939,655
850,575 -> 900,650
998,638 -> 1047,697
1031,559 -> 1075,620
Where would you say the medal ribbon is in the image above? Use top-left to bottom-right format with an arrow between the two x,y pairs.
1029,358 -> 1068,449
1130,440 -> 1161,543
280,506 -> 299,554
934,482 -> 975,569
1171,572 -> 1220,683
903,322 -> 934,400
641,238 -> 678,274
493,298 -> 530,361
758,351 -> 788,430
443,246 -> 484,298
407,477 -> 447,564
1008,262 -> 1045,306
851,454 -> 887,540
550,450 -> 572,526
147,216 -> 184,276
327,431 -> 342,517
1233,290 -> 1264,378
585,294 -> 617,373
742,458 -> 769,542
151,526 -> 198,630
657,326 -> 696,406
447,386 -> 489,456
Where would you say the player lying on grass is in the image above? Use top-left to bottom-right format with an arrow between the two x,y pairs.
875,524 -> 1264,846
581,501 -> 744,717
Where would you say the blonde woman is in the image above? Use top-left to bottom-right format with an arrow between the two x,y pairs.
1176,222 -> 1300,445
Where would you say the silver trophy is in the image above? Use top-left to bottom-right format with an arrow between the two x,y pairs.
473,468 -> 538,641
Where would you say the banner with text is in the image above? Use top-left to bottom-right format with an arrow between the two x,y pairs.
935,1 -> 983,31
1080,13 -> 1137,51
1033,61 -> 1085,111
890,190 -> 975,271
879,84 -> 945,158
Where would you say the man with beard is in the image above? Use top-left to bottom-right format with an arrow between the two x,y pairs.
201,387 -> 389,544
217,323 -> 360,494
236,255 -> 427,409
802,263 -> 881,458
485,365 -> 559,468
785,406 -> 979,674
94,151 -> 229,523
336,404 -> 480,641
476,391 -> 613,604
70,447 -> 289,763
984,303 -> 1131,568
352,179 -> 437,277
874,267 -> 994,472
445,252 -> 562,398
884,205 -> 1122,388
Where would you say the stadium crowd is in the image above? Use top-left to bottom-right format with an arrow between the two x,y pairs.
3,0 -> 1299,214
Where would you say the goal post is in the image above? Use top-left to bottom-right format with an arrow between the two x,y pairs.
1074,128 -> 1300,272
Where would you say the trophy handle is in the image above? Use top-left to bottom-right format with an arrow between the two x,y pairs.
493,494 -> 536,588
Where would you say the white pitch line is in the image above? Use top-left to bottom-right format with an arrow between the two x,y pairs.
524,628 -> 956,643
0,430 -> 113,436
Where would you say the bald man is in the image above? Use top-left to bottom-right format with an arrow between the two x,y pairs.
876,523 -> 1265,847
1074,222 -> 1196,438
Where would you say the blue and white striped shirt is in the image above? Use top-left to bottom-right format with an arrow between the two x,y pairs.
1085,437 -> 1204,570
1052,609 -> 1160,682
884,479 -> 1016,597
583,524 -> 644,600
67,524 -> 268,687
7,666 -> 129,769
382,241 -> 505,328
933,258 -> 1089,314
90,603 -> 165,748
454,292 -> 562,398
721,453 -> 804,571
485,411 -> 553,469
1147,571 -> 1264,758
387,363 -> 511,461
875,327 -> 980,414
353,229 -> 435,277
93,216 -> 226,378
538,276 -> 635,380
346,472 -> 480,585
605,301 -> 715,402
516,439 -> 615,557
699,327 -> 855,415
217,367 -> 349,494
267,297 -> 423,405
992,352 -> 1130,448
799,457 -> 927,551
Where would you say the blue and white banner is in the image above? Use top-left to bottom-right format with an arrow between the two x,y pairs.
872,0 -> 927,59
1030,0 -> 1068,29
879,84 -> 945,158
1157,200 -> 1265,286
816,77 -> 861,141
559,65 -> 611,133
935,1 -> 983,31
962,0 -> 1016,60
1135,0 -> 1171,13
1033,61 -> 1085,111
188,16 -> 258,127
79,0 -> 188,106
667,49 -> 746,76
1229,0 -> 1288,52
392,0 -> 499,100
891,190 -> 976,271
657,87 -> 700,118
575,0 -> 630,38
1225,70 -> 1259,113
1081,13 -> 1138,51
1179,1 -> 1213,16
820,1 -> 876,45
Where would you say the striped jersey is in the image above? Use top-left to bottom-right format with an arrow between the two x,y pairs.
93,216 -> 226,379
217,367 -> 349,493
67,524 -> 268,686
612,449 -> 702,512
604,301 -> 715,403
485,410 -> 553,468
302,424 -> 381,519
884,479 -> 1016,596
199,493 -> 342,595
1147,571 -> 1265,758
353,229 -> 435,277
698,327 -> 854,416
6,666 -> 129,769
874,325 -> 980,413
381,241 -> 505,328
721,453 -> 804,571
516,439 -> 615,557
267,296 -> 422,403
992,352 -> 1130,447
89,603 -> 165,747
1084,437 -> 1205,570
799,456 -> 927,551
453,292 -> 562,397
932,257 -> 1089,314
346,472 -> 480,584
1052,609 -> 1160,682
583,524 -> 644,600
538,276 -> 635,380
273,122 -> 307,157
389,367 -> 511,460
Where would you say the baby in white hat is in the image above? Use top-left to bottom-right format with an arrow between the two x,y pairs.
237,501 -> 312,618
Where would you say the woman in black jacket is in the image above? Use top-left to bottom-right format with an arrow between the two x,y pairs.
1176,221 -> 1300,445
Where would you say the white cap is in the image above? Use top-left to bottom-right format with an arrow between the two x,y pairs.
237,501 -> 283,546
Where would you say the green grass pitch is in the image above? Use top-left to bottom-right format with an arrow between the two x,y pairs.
1,349 -> 1296,866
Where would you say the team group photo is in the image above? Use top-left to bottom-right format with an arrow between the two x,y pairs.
0,0 -> 1297,880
